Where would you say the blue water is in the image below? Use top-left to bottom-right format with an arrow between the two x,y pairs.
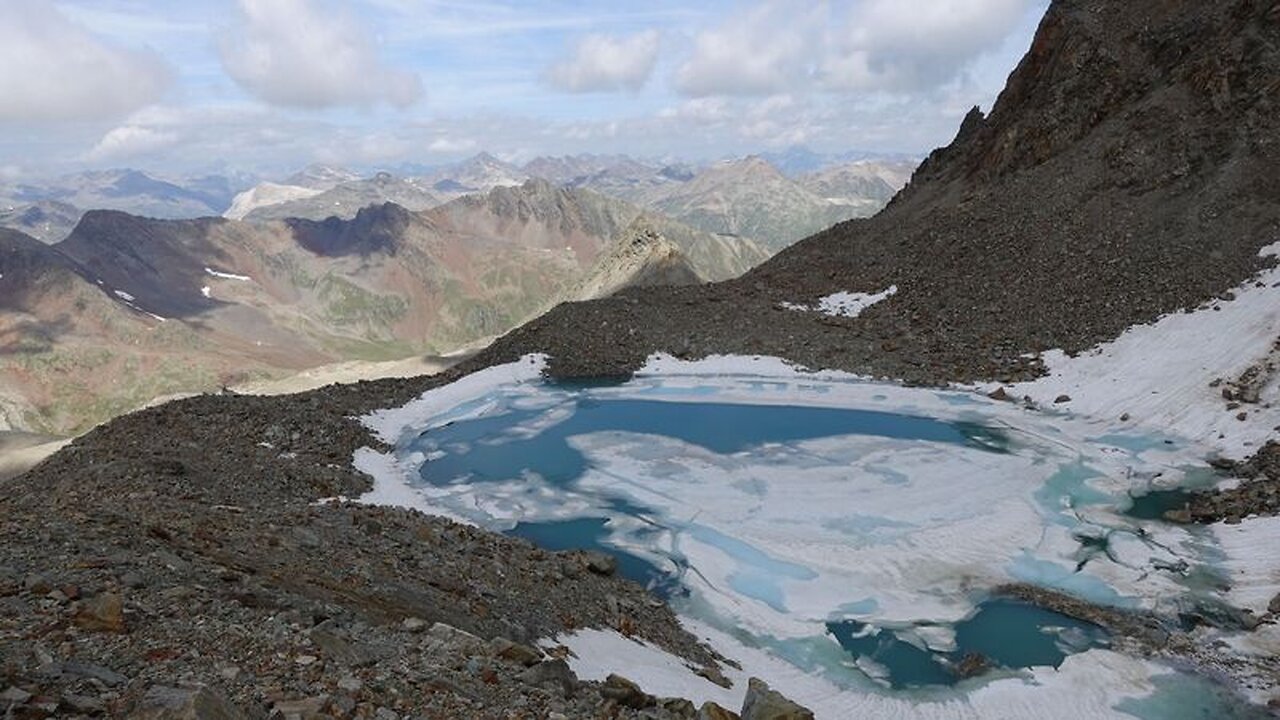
417,398 -> 1008,489
827,599 -> 1109,689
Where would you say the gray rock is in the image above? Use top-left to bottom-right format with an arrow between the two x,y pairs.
490,637 -> 543,666
583,551 -> 618,576
62,661 -> 129,687
401,617 -> 427,633
310,624 -> 388,667
61,692 -> 106,714
740,677 -> 814,720
130,685 -> 246,719
599,673 -> 653,708
73,592 -> 126,633
427,622 -> 486,655
1269,592 -> 1280,615
699,701 -> 740,719
518,659 -> 578,697
0,687 -> 33,705
272,696 -> 330,720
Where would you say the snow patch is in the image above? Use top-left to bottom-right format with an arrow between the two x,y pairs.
999,243 -> 1280,458
780,286 -> 898,318
204,267 -> 251,282
113,289 -> 135,301
201,285 -> 211,298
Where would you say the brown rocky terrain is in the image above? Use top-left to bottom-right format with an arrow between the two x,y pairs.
4,0 -> 1280,717
1,183 -> 765,436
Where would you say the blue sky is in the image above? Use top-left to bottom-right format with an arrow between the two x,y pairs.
0,0 -> 1049,179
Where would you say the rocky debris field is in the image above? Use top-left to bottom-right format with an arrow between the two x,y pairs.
0,382 -> 820,718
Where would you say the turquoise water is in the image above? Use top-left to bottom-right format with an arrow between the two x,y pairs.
415,398 -> 1008,490
826,599 -> 1109,689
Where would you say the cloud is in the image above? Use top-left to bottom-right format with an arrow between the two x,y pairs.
547,30 -> 661,93
427,137 -> 478,153
218,0 -> 424,110
675,0 -> 1038,98
823,0 -> 1038,92
86,125 -> 180,162
674,2 -> 820,97
0,0 -> 170,123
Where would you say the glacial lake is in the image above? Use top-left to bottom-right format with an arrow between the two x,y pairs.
375,368 -> 1266,718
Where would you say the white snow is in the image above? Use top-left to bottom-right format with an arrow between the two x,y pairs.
781,286 -> 898,318
224,182 -> 323,220
1000,242 -> 1280,458
201,285 -> 212,298
554,625 -> 1166,720
113,289 -> 135,301
204,267 -> 251,282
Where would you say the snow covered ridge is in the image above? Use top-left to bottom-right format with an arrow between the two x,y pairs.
204,267 -> 251,281
780,286 -> 898,318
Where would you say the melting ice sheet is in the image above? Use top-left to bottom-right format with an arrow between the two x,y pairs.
356,355 -> 1265,719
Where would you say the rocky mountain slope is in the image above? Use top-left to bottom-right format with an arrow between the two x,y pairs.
241,173 -> 440,223
1,183 -> 765,436
0,200 -> 82,244
0,169 -> 241,220
566,218 -> 705,301
637,157 -> 878,252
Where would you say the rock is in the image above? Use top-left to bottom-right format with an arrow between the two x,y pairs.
310,625 -> 387,667
427,622 -> 486,655
661,697 -> 698,715
62,661 -> 128,686
1119,412 -> 1131,422
518,659 -> 578,697
698,701 -> 741,719
73,592 -> 125,633
987,387 -> 1010,401
740,677 -> 814,720
491,637 -> 544,666
401,617 -> 428,633
130,685 -> 246,719
272,696 -> 330,720
953,652 -> 990,678
60,693 -> 106,714
1053,394 -> 1072,404
0,687 -> 33,705
23,573 -> 52,594
337,674 -> 363,693
1237,411 -> 1248,421
599,674 -> 653,709
582,551 -> 617,576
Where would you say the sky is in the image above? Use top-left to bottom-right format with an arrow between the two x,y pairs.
0,0 -> 1050,180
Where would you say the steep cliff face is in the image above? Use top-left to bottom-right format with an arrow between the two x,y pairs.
479,0 -> 1280,382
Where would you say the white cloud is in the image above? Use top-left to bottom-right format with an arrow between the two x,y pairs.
0,0 -> 170,122
675,0 -> 1039,98
87,125 -> 180,162
547,29 -> 661,93
823,0 -> 1038,92
427,137 -> 478,153
218,0 -> 424,110
674,2 -> 821,97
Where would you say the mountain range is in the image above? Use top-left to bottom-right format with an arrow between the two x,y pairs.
0,180 -> 766,435
1,152 -> 913,252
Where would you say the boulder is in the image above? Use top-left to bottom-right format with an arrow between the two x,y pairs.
73,592 -> 126,633
129,685 -> 246,720
740,678 -> 814,720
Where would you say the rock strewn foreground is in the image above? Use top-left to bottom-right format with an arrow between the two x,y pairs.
2,378 -> 811,718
